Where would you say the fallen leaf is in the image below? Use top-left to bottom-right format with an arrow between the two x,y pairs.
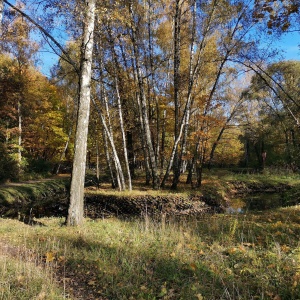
45,251 -> 56,262
88,280 -> 96,286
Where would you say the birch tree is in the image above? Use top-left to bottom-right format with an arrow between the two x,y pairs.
0,0 -> 3,35
128,1 -> 159,189
67,0 -> 96,226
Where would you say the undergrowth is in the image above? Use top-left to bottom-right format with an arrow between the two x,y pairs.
1,206 -> 300,299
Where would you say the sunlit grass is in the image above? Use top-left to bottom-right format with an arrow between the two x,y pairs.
206,167 -> 300,186
1,206 -> 300,299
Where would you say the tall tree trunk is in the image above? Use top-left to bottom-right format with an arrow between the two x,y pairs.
0,0 -> 4,36
114,79 -> 132,190
147,0 -> 160,168
92,97 -> 125,190
172,0 -> 182,189
136,91 -> 151,185
129,3 -> 159,189
102,128 -> 118,189
161,109 -> 166,170
17,100 -> 22,167
67,0 -> 95,226
108,33 -> 132,190
102,92 -> 125,190
95,39 -> 125,190
96,138 -> 100,188
117,40 -> 151,183
126,131 -> 135,179
196,139 -> 207,188
165,0 -> 216,188
172,0 -> 198,188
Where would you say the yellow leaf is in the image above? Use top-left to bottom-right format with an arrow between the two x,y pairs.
281,245 -> 290,252
229,247 -> 237,254
176,243 -> 183,250
238,245 -> 246,252
170,252 -> 176,258
190,263 -> 197,271
58,256 -> 65,262
188,244 -> 197,251
45,251 -> 56,262
196,294 -> 203,300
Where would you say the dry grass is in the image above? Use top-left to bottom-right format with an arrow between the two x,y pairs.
1,206 -> 300,299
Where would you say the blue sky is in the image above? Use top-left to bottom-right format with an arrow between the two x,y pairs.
37,30 -> 300,78
275,31 -> 300,60
4,0 -> 299,77
37,49 -> 60,78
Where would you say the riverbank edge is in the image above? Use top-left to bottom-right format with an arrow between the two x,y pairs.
0,177 -> 299,221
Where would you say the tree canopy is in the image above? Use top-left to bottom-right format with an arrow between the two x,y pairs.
0,0 -> 299,224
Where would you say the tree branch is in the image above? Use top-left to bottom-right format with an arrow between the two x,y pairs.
3,0 -> 79,75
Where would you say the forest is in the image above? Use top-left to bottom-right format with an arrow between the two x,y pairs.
1,1 -> 300,299
0,0 -> 299,218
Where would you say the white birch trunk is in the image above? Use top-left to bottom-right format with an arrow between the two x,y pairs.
92,97 -> 125,191
0,0 -> 4,35
102,89 -> 125,190
129,3 -> 159,189
67,0 -> 95,226
18,100 -> 22,166
109,38 -> 132,190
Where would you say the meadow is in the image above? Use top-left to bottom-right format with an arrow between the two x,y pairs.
1,170 -> 300,299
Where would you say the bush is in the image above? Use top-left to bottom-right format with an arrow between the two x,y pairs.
27,158 -> 54,174
0,144 -> 19,183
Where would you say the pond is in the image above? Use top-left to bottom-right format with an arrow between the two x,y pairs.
226,192 -> 285,213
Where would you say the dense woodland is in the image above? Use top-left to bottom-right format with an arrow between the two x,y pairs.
0,1 -> 299,224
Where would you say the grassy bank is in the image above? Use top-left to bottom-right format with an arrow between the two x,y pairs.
0,178 -> 69,219
1,170 -> 300,299
1,206 -> 300,299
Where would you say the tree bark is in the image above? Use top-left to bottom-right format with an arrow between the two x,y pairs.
102,128 -> 117,189
67,0 -> 95,226
92,96 -> 125,190
17,100 -> 22,167
0,0 -> 4,35
172,0 -> 182,189
129,3 -> 159,189
108,33 -> 132,190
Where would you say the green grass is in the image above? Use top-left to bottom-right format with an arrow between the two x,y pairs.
0,179 -> 69,203
1,206 -> 300,299
1,170 -> 300,299
206,167 -> 300,186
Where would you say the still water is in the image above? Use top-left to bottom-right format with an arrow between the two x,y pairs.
226,192 -> 284,213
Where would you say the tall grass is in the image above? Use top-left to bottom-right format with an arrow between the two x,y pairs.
1,206 -> 300,299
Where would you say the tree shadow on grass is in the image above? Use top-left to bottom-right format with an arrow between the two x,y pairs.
51,232 -> 251,300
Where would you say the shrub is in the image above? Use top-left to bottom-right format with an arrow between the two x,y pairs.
0,143 -> 19,183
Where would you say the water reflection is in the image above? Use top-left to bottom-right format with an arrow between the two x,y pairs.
226,206 -> 244,214
226,193 -> 283,213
